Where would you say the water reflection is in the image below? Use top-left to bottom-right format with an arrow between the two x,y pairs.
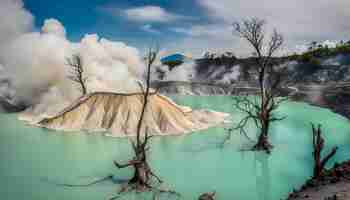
254,152 -> 271,200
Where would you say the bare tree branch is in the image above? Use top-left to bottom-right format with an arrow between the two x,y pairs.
112,46 -> 177,199
66,54 -> 87,95
225,18 -> 285,153
136,47 -> 158,148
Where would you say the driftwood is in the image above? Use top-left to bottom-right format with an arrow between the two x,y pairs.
311,124 -> 338,179
198,191 -> 216,200
41,175 -> 121,187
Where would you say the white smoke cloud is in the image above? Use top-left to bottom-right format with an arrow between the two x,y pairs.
77,34 -> 144,93
161,61 -> 196,82
23,86 -> 72,119
0,29 -> 71,103
0,0 -> 34,44
217,65 -> 241,84
0,1 -> 147,117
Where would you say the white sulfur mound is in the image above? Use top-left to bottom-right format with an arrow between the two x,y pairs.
35,92 -> 229,137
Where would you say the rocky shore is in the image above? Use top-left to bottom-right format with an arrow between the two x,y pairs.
287,160 -> 350,200
290,83 -> 350,120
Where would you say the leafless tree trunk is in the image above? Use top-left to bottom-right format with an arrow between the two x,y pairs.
228,18 -> 285,153
111,47 -> 179,199
66,54 -> 87,95
113,47 -> 158,191
311,124 -> 338,179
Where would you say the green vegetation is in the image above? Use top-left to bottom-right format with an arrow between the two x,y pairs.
304,43 -> 350,58
288,41 -> 350,66
298,53 -> 321,66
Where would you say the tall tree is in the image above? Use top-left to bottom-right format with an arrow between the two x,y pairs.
111,47 -> 179,199
66,54 -> 87,95
228,18 -> 286,153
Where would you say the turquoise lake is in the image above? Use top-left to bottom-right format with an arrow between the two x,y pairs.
1,95 -> 350,200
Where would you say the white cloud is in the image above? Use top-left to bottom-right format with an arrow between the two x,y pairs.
167,0 -> 350,56
100,5 -> 188,23
168,24 -> 251,57
198,0 -> 350,34
196,0 -> 350,52
172,24 -> 232,37
125,6 -> 180,22
141,24 -> 161,34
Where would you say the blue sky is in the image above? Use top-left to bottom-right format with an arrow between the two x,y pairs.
21,0 -> 350,56
22,0 -> 209,51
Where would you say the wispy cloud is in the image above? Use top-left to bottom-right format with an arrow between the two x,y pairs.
124,6 -> 182,22
166,24 -> 242,57
141,24 -> 161,34
171,24 -> 232,37
99,5 -> 189,23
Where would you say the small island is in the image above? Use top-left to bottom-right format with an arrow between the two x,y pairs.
37,92 -> 229,136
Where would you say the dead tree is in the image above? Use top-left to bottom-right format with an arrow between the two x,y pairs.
66,54 -> 87,95
113,47 -> 158,192
227,18 -> 286,153
311,124 -> 338,179
111,47 -> 179,199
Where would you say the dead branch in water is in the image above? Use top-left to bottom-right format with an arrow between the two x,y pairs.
198,191 -> 216,200
312,123 -> 338,179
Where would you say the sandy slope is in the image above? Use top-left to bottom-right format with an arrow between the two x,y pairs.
36,92 -> 229,136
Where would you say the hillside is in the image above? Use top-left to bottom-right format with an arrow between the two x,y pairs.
154,45 -> 350,85
152,50 -> 350,119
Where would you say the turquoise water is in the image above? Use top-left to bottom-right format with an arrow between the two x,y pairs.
1,96 -> 350,200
